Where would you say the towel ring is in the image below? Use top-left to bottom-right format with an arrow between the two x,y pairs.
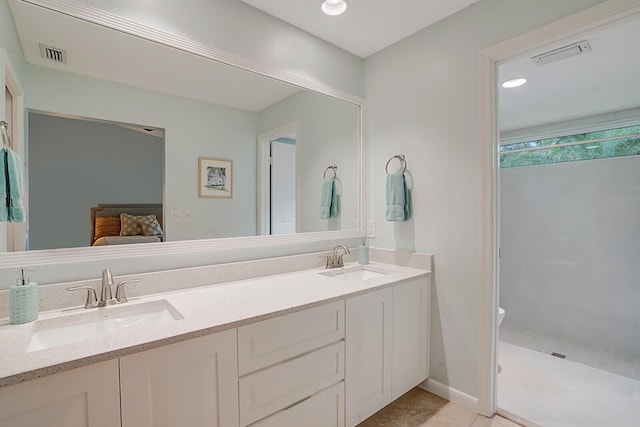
385,154 -> 406,174
324,164 -> 337,180
0,121 -> 12,150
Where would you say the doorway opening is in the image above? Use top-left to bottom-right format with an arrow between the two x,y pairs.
492,9 -> 640,427
257,122 -> 299,236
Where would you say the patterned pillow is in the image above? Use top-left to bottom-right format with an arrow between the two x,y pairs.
140,216 -> 163,237
119,213 -> 151,236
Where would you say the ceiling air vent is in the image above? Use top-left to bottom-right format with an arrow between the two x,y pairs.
532,40 -> 591,65
39,44 -> 67,64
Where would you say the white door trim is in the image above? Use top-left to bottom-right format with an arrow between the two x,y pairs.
257,121 -> 300,236
477,0 -> 640,417
3,50 -> 26,252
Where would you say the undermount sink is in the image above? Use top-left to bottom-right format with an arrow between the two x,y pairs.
319,265 -> 396,281
27,299 -> 183,352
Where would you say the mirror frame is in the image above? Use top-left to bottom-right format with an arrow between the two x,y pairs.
0,0 -> 366,270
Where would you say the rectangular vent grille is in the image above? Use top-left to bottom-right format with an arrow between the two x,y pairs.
39,44 -> 67,64
532,40 -> 591,65
551,352 -> 566,359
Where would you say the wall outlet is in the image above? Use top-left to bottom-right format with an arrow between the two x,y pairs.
366,220 -> 376,238
170,209 -> 184,222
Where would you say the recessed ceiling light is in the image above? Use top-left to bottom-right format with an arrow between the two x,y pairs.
501,78 -> 527,89
321,0 -> 348,16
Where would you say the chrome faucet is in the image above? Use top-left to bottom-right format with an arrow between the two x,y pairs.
321,244 -> 351,269
98,268 -> 114,307
67,268 -> 140,308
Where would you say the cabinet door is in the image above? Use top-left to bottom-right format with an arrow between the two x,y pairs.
392,277 -> 430,400
0,360 -> 120,427
345,287 -> 392,427
120,329 -> 239,427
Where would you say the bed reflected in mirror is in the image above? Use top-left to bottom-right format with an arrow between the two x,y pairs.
26,112 -> 164,250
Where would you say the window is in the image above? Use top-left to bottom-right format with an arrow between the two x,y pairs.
499,124 -> 640,168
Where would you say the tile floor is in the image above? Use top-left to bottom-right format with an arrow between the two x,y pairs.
500,321 -> 640,381
356,387 -> 522,427
498,341 -> 640,427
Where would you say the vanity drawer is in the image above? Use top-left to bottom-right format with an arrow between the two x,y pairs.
238,300 -> 344,375
239,341 -> 344,427
250,382 -> 345,427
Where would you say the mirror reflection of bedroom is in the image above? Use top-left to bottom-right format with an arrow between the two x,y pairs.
27,111 -> 164,250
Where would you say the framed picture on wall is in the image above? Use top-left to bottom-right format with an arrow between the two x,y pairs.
198,157 -> 233,198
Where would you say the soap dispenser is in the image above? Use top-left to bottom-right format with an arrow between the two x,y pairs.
358,238 -> 369,265
9,268 -> 38,325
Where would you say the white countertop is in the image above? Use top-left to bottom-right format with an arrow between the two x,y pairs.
0,262 -> 430,387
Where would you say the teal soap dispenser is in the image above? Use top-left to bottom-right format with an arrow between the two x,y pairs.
9,268 -> 38,325
358,238 -> 369,265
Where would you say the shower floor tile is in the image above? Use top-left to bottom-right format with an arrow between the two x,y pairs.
498,341 -> 640,427
499,322 -> 639,381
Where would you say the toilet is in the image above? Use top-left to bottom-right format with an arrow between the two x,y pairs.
498,307 -> 506,327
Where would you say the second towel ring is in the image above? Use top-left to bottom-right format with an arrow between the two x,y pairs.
324,164 -> 337,180
385,154 -> 407,174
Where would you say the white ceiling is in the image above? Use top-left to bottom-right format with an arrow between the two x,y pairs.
10,0 -> 301,113
241,0 -> 480,58
499,14 -> 640,132
12,0 -> 640,134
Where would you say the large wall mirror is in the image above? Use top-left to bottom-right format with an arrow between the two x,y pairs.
3,0 -> 362,258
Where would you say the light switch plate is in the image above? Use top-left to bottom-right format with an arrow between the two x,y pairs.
366,220 -> 376,238
171,210 -> 184,222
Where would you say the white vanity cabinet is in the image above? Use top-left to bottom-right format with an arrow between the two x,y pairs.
119,329 -> 239,427
345,287 -> 393,426
237,301 -> 345,427
0,360 -> 121,427
391,277 -> 430,400
345,277 -> 430,427
0,266 -> 431,427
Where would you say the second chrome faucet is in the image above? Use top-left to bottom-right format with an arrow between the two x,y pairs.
67,268 -> 140,309
322,244 -> 351,269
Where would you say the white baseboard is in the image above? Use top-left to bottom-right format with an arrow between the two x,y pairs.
419,379 -> 479,413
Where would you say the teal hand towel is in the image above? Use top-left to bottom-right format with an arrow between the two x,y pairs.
2,149 -> 26,223
386,172 -> 409,221
320,180 -> 337,219
0,150 -> 8,222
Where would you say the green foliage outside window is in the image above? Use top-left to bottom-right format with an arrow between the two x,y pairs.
499,125 -> 640,168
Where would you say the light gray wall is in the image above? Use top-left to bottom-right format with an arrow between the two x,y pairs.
363,0 -> 604,399
500,156 -> 640,355
23,64 -> 259,242
73,0 -> 363,97
28,113 -> 163,250
258,91 -> 360,233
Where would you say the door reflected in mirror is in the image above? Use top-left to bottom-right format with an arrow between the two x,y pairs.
268,131 -> 297,235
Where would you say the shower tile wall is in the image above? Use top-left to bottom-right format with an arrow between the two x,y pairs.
499,155 -> 640,357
